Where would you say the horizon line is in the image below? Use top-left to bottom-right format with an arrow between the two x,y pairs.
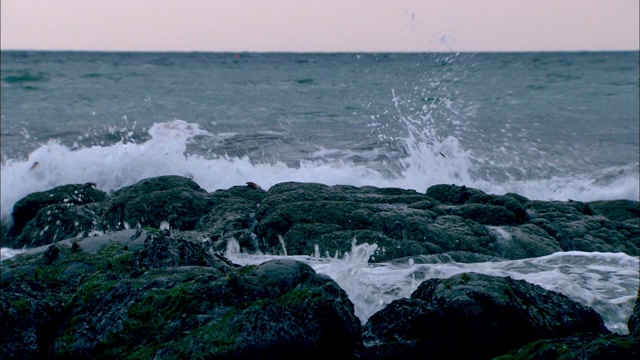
2,48 -> 639,54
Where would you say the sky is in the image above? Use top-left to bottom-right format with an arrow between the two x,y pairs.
1,0 -> 638,52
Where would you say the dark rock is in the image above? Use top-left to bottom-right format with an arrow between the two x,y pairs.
1,221 -> 11,246
5,178 -> 639,262
489,224 -> 563,259
255,182 -> 505,262
426,184 -> 528,224
256,198 -> 376,253
426,183 -> 488,204
629,291 -> 640,337
526,200 -> 639,256
430,215 -> 496,254
52,260 -> 361,359
439,203 -> 520,225
13,202 -> 103,248
102,175 -> 213,231
43,244 -> 60,265
495,332 -> 639,359
59,261 -> 96,288
10,183 -> 107,237
253,259 -> 315,289
196,185 -> 267,253
132,229 -> 230,272
363,272 -> 610,360
2,231 -> 363,359
555,217 -> 638,255
589,199 -> 640,222
0,279 -> 67,359
526,199 -> 594,221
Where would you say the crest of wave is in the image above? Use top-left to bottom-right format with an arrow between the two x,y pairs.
378,87 -> 640,202
0,120 -> 393,221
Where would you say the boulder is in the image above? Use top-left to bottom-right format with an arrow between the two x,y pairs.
629,291 -> 640,337
196,185 -> 267,253
4,178 -> 639,262
1,230 -> 363,359
10,183 -> 107,234
426,184 -> 528,224
362,272 -> 610,360
589,199 -> 640,223
13,203 -> 103,248
527,200 -> 639,255
254,182 -> 527,262
495,332 -> 638,359
254,182 -> 443,261
488,224 -> 563,259
101,175 -> 214,231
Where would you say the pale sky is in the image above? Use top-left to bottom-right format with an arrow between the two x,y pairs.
1,0 -> 638,52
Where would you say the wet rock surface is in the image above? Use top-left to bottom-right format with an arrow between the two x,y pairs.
5,178 -> 638,263
362,272 -> 611,359
3,233 -> 637,358
1,231 -> 362,359
2,177 -> 639,358
9,183 -> 107,238
495,332 -> 639,360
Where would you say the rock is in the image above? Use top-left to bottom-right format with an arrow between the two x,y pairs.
52,261 -> 361,358
526,200 -> 639,256
255,182 -> 512,262
362,272 -> 610,360
132,229 -> 230,272
7,184 -> 107,247
495,332 -> 639,359
488,224 -> 563,259
10,183 -> 107,235
43,244 -> 60,265
3,178 -> 639,359
195,185 -> 267,253
437,203 -> 520,225
12,202 -> 103,248
0,277 -> 67,359
102,175 -> 213,231
1,230 -> 363,359
589,199 -> 640,222
429,215 -> 496,254
4,178 -> 639,261
254,182 -> 428,261
426,184 -> 528,224
629,291 -> 640,337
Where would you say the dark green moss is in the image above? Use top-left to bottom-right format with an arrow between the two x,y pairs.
460,272 -> 471,283
495,334 -> 636,359
170,310 -> 241,358
143,226 -> 160,234
9,298 -> 31,312
277,286 -> 322,308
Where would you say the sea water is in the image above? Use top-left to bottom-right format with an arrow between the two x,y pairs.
1,51 -> 638,333
226,240 -> 639,335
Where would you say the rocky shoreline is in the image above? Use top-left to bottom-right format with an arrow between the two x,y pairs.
1,176 -> 639,358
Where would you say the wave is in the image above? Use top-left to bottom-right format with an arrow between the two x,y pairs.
226,241 -> 638,334
1,119 -> 638,224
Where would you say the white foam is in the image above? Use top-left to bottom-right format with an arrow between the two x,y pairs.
1,247 -> 25,262
227,243 -> 639,334
2,119 -> 638,224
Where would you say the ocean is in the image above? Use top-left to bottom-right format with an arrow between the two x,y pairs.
1,51 -> 638,333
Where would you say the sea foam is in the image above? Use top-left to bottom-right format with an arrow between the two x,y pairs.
2,118 -> 638,224
226,238 -> 639,334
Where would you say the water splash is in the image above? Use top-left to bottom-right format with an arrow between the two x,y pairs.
227,240 -> 639,333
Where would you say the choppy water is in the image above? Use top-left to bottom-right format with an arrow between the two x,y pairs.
1,51 -> 638,218
1,51 -> 638,334
225,240 -> 639,334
